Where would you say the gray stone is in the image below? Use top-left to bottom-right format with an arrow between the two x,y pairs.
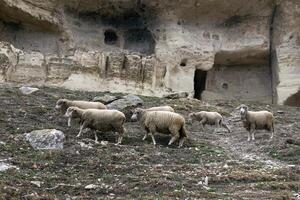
123,94 -> 143,105
107,94 -> 143,120
107,94 -> 143,110
163,92 -> 189,99
24,129 -> 65,150
19,86 -> 39,95
0,162 -> 18,172
93,95 -> 118,104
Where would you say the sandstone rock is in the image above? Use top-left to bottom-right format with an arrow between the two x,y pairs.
0,0 -> 299,105
24,129 -> 65,150
93,95 -> 118,104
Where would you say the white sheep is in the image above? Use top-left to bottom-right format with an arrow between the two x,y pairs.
188,111 -> 231,133
146,105 -> 175,112
131,108 -> 188,147
239,104 -> 275,141
65,107 -> 126,144
55,99 -> 107,126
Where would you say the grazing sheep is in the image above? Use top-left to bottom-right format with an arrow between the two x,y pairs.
146,105 -> 175,112
188,111 -> 231,133
131,108 -> 188,147
65,107 -> 126,144
239,104 -> 275,141
55,99 -> 107,126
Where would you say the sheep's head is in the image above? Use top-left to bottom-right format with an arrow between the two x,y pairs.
64,106 -> 79,118
55,99 -> 68,111
239,104 -> 248,118
131,108 -> 144,122
188,113 -> 196,124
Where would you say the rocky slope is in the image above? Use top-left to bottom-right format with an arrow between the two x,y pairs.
0,0 -> 299,105
0,83 -> 299,199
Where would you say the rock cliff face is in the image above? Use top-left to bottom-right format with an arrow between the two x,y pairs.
0,0 -> 299,105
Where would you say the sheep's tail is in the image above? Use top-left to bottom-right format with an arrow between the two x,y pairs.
179,125 -> 188,138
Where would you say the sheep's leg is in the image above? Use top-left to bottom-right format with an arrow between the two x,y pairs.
116,127 -> 125,145
213,119 -> 220,134
67,117 -> 72,127
149,132 -> 156,146
222,123 -> 231,133
251,129 -> 256,141
142,133 -> 148,140
247,131 -> 251,142
94,132 -> 99,143
168,134 -> 180,146
148,125 -> 157,146
270,121 -> 275,139
168,127 -> 180,146
178,137 -> 186,148
199,119 -> 206,132
77,121 -> 87,138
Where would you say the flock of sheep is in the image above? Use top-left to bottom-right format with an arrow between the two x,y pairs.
55,98 -> 275,147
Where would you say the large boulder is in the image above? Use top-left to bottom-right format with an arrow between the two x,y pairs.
93,94 -> 118,104
106,94 -> 143,120
24,129 -> 65,150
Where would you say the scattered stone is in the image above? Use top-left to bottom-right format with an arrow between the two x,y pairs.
93,95 -> 118,104
78,142 -> 93,149
100,141 -> 108,146
24,129 -> 65,150
85,184 -> 99,190
163,92 -> 189,99
0,162 -> 18,172
30,181 -> 43,187
19,86 -> 39,95
277,110 -> 285,114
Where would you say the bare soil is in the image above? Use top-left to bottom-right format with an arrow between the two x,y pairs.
0,83 -> 299,199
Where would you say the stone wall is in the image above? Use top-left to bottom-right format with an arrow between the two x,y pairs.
0,0 -> 299,105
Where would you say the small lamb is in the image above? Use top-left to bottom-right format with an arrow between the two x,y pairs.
188,111 -> 231,133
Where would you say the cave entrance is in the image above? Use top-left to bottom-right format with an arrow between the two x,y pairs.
194,69 -> 207,99
204,50 -> 272,103
284,90 -> 300,107
104,30 -> 118,45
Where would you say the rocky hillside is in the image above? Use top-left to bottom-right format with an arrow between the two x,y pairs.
0,84 -> 299,199
0,0 -> 299,106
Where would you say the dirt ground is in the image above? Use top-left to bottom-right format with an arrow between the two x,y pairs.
0,83 -> 299,199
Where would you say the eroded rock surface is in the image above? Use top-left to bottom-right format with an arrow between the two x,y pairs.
0,0 -> 299,105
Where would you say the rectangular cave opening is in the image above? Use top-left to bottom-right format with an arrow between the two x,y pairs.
194,69 -> 207,99
203,50 -> 273,103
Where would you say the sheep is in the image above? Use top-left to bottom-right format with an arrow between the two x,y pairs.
146,105 -> 175,112
55,99 -> 107,126
131,108 -> 188,147
239,104 -> 275,141
65,106 -> 126,144
188,111 -> 231,133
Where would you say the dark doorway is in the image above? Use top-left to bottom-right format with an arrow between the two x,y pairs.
194,69 -> 207,99
104,30 -> 118,45
284,90 -> 300,107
